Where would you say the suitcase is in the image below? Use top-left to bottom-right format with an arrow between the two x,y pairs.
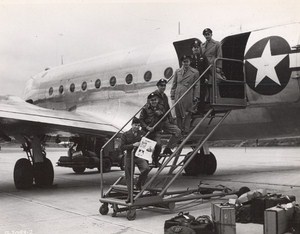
251,196 -> 266,224
212,203 -> 236,234
164,212 -> 195,231
264,203 -> 295,234
291,204 -> 300,234
251,194 -> 296,224
236,204 -> 252,223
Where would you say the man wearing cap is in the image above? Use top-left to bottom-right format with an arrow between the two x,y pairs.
201,28 -> 222,72
170,55 -> 200,133
190,39 -> 209,111
139,92 -> 165,167
120,117 -> 150,202
201,28 -> 223,100
153,79 -> 182,155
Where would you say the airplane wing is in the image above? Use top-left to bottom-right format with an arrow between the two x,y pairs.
0,96 -> 119,142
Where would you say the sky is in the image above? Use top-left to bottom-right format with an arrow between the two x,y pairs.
0,0 -> 299,97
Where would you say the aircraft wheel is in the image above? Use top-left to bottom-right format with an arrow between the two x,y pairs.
99,203 -> 109,215
204,152 -> 217,175
72,167 -> 86,174
34,158 -> 54,186
184,152 -> 204,176
102,158 -> 112,173
13,158 -> 33,189
126,209 -> 136,221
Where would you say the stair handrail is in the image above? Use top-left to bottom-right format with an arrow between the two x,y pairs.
143,64 -> 212,139
99,74 -> 175,198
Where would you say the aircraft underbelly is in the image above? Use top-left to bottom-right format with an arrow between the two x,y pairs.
205,102 -> 300,141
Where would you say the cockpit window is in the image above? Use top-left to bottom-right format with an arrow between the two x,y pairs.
144,71 -> 152,82
110,76 -> 116,86
164,67 -> 173,79
70,83 -> 75,92
59,85 -> 64,94
81,81 -> 87,91
49,87 -> 53,96
125,74 -> 133,84
95,79 -> 101,89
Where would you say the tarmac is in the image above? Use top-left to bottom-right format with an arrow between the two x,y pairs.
0,146 -> 300,234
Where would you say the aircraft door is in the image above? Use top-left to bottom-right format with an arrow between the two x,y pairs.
173,38 -> 202,67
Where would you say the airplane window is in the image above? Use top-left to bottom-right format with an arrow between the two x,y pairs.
59,85 -> 64,94
110,76 -> 116,86
125,74 -> 133,84
144,71 -> 152,82
70,83 -> 75,92
164,67 -> 173,79
81,81 -> 87,91
95,79 -> 101,89
49,87 -> 53,96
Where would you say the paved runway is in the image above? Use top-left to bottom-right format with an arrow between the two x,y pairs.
0,147 -> 300,234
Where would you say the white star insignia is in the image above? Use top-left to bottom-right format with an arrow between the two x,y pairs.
246,40 -> 287,87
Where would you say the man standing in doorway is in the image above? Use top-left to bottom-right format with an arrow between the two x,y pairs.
201,28 -> 223,100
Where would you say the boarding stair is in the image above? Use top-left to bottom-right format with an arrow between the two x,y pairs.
99,58 -> 247,220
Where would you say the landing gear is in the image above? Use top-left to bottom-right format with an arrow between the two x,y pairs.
14,158 -> 34,189
204,152 -> 217,175
14,136 -> 54,189
184,150 -> 217,176
34,158 -> 54,186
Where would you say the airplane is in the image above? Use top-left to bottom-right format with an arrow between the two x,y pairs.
0,22 -> 299,189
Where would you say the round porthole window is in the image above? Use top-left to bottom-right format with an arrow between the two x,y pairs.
144,71 -> 152,82
95,79 -> 101,89
70,83 -> 75,93
59,85 -> 64,94
81,81 -> 87,91
49,87 -> 53,96
125,74 -> 133,84
164,67 -> 173,79
110,76 -> 116,86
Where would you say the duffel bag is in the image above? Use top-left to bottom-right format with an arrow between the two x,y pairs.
190,215 -> 215,234
164,212 -> 195,232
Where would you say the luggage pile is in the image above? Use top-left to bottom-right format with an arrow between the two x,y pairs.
236,189 -> 300,233
164,204 -> 236,234
164,212 -> 215,234
163,189 -> 300,234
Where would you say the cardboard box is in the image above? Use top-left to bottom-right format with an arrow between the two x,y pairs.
211,203 -> 236,234
264,204 -> 294,234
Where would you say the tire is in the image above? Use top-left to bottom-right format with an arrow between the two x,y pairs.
184,152 -> 204,176
126,209 -> 136,221
34,158 -> 54,186
204,152 -> 217,175
99,203 -> 109,215
102,158 -> 112,173
14,158 -> 33,189
72,167 -> 86,174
